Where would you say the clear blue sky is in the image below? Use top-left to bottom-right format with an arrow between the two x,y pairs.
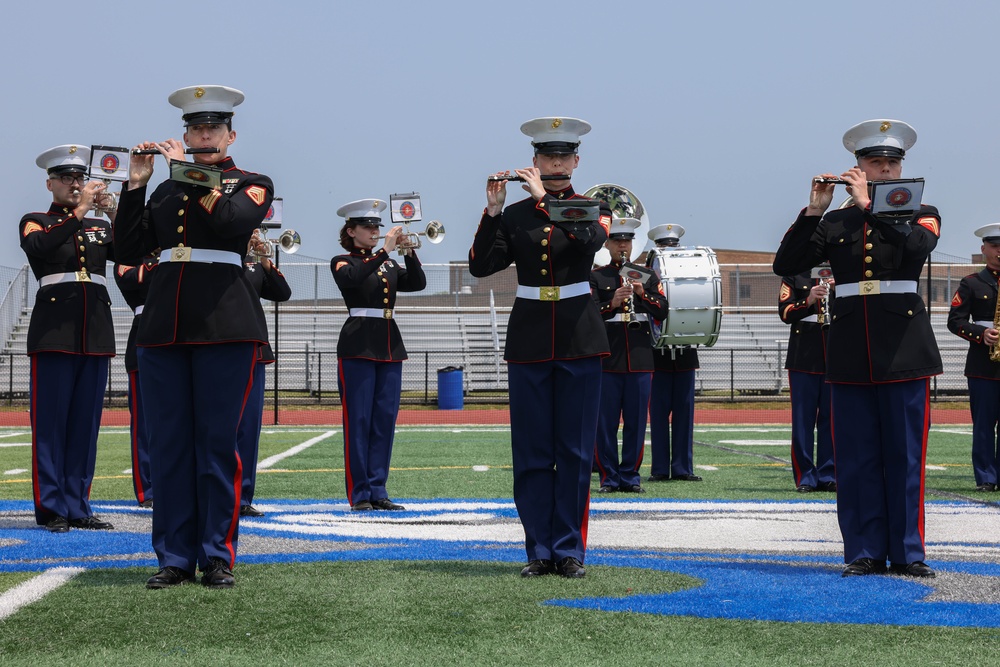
2,0 -> 995,269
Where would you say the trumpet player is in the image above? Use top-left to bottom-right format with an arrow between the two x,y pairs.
773,118 -> 941,579
778,270 -> 836,493
590,218 -> 668,493
469,117 -> 611,579
115,85 -> 275,589
21,145 -> 116,533
946,224 -> 1000,493
114,253 -> 160,509
332,199 -> 425,512
237,229 -> 292,517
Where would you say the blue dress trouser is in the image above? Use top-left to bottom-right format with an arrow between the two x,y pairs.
831,379 -> 930,565
788,370 -> 835,488
127,369 -> 153,505
649,369 -> 696,478
338,358 -> 402,505
968,376 -> 1000,486
139,343 -> 256,572
30,353 -> 108,524
508,357 -> 602,563
237,362 -> 267,506
595,371 -> 651,489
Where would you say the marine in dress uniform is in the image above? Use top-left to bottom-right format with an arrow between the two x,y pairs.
113,253 -> 160,508
331,199 -> 426,512
772,119 -> 941,578
114,85 -> 275,589
469,117 -> 611,578
21,145 -> 116,533
591,218 -> 667,493
778,270 -> 836,493
238,230 -> 292,517
645,225 -> 703,483
946,223 -> 1000,492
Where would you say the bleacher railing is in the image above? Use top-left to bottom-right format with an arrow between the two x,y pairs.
0,258 -> 983,410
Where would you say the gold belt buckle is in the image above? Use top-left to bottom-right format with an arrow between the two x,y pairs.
74,270 -> 91,283
539,286 -> 560,301
383,309 -> 393,319
171,247 -> 192,262
859,280 -> 880,295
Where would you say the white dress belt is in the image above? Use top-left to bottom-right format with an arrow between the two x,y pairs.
835,280 -> 918,297
39,272 -> 107,287
516,282 -> 590,301
134,305 -> 144,316
349,308 -> 394,319
607,313 -> 649,323
974,320 -> 994,328
800,314 -> 818,323
159,247 -> 243,266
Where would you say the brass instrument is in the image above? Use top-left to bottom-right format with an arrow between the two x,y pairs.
73,183 -> 118,216
397,220 -> 445,255
620,250 -> 642,329
816,276 -> 832,328
583,183 -> 649,266
250,227 -> 301,260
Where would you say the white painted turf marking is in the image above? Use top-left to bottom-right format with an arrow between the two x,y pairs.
719,440 -> 789,446
0,567 -> 85,620
4,469 -> 28,475
0,442 -> 30,448
257,430 -> 337,470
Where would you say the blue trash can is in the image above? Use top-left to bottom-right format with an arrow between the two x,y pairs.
437,366 -> 464,410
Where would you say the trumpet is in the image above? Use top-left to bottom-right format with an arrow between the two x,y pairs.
487,174 -> 571,182
397,220 -> 445,255
73,182 -> 118,216
249,228 -> 301,260
130,147 -> 221,156
620,251 -> 642,330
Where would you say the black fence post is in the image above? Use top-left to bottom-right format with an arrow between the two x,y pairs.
424,351 -> 429,405
730,348 -> 735,402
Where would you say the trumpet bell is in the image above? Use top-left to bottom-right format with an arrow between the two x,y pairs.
424,220 -> 445,244
278,229 -> 301,254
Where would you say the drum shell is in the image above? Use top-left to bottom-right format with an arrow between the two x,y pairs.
647,246 -> 722,348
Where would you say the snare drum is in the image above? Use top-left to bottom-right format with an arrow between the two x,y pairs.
646,246 -> 722,348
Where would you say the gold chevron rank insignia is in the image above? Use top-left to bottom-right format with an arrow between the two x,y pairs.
22,221 -> 42,236
199,190 -> 222,213
916,217 -> 940,237
245,186 -> 267,206
779,283 -> 791,301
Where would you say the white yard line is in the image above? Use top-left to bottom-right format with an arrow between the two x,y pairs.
0,442 -> 30,448
0,567 -> 85,620
4,469 -> 28,475
257,430 -> 337,470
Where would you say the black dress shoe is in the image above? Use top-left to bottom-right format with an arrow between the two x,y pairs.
556,557 -> 586,578
596,485 -> 617,493
889,561 -> 936,578
139,499 -> 153,509
68,516 -> 114,530
622,484 -> 646,493
351,501 -> 374,511
673,474 -> 703,482
201,558 -> 235,588
842,558 -> 887,577
796,484 -> 816,493
647,474 -> 670,482
146,566 -> 195,589
240,504 -> 265,517
817,481 -> 837,493
44,516 -> 69,533
520,559 -> 555,577
975,482 -> 997,492
371,498 -> 405,510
